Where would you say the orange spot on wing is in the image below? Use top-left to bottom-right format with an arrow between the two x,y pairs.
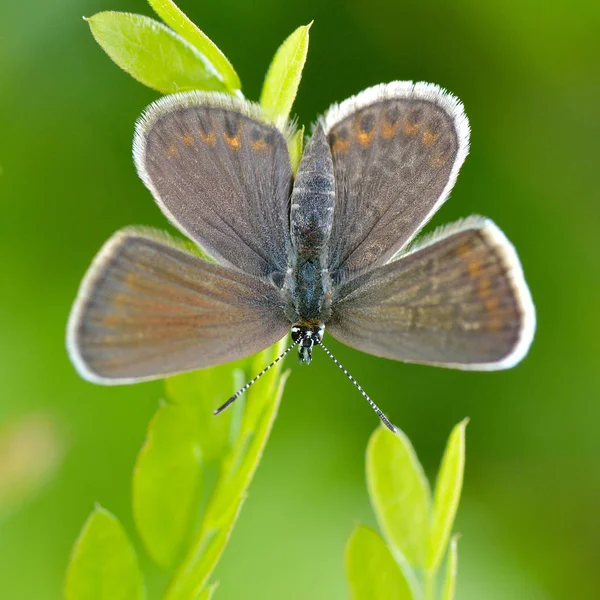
422,130 -> 440,146
355,120 -> 377,148
456,241 -> 472,258
332,138 -> 350,154
467,259 -> 482,277
356,129 -> 376,148
402,120 -> 421,136
182,133 -> 194,146
166,144 -> 178,157
485,297 -> 499,312
478,277 -> 491,296
487,317 -> 502,332
223,133 -> 241,150
198,130 -> 217,145
251,139 -> 269,151
429,150 -> 448,168
382,121 -> 401,139
111,292 -> 129,308
100,313 -> 124,328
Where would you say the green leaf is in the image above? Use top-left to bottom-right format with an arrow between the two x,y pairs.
147,0 -> 240,92
367,426 -> 432,569
194,582 -> 219,600
64,506 -> 145,600
289,126 -> 305,175
86,12 -> 229,94
165,357 -> 250,463
346,526 -> 414,600
164,338 -> 290,600
441,535 -> 459,600
427,419 -> 468,573
260,23 -> 311,124
132,403 -> 203,569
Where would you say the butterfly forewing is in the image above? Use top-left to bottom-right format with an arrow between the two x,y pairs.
322,82 -> 469,278
328,217 -> 535,369
67,228 -> 289,383
134,93 -> 294,278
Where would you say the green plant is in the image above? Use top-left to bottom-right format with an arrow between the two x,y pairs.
65,3 -> 467,598
346,422 -> 467,600
65,341 -> 290,600
65,5 -> 310,597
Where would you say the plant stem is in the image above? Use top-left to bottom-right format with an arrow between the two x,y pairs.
424,570 -> 436,600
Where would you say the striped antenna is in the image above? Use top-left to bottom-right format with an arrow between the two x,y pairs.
213,339 -> 300,416
318,341 -> 397,433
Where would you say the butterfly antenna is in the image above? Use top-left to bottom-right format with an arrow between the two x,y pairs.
213,339 -> 299,416
318,341 -> 397,433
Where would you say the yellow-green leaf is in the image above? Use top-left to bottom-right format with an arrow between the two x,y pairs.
427,419 -> 468,572
147,0 -> 240,92
165,357 -> 250,463
367,426 -> 432,568
194,583 -> 219,600
441,535 -> 459,600
289,126 -> 305,175
260,23 -> 311,125
65,506 -> 145,600
132,403 -> 203,569
346,526 -> 414,600
86,12 -> 229,94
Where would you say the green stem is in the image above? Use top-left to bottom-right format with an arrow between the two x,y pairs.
424,570 -> 436,600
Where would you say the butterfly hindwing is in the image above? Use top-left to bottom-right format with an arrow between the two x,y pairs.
67,228 -> 289,383
322,82 -> 470,278
134,92 -> 294,278
328,217 -> 535,370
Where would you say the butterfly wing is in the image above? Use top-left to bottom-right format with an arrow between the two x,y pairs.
67,228 -> 289,383
134,92 -> 294,278
327,218 -> 535,369
322,81 -> 469,277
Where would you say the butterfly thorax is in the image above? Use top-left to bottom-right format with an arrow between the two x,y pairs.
283,124 -> 335,329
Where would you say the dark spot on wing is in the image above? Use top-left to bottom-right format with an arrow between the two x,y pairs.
223,114 -> 240,137
360,112 -> 376,133
197,113 -> 212,136
249,127 -> 263,142
385,104 -> 401,125
407,107 -> 424,125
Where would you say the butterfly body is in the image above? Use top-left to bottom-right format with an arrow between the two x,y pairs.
284,125 -> 335,352
67,82 -> 535,414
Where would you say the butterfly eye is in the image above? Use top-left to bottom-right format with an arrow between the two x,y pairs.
312,325 -> 325,343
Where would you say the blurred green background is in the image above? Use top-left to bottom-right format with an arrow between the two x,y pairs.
1,0 -> 599,598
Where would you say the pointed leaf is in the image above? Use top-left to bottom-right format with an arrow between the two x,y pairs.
260,23 -> 311,124
441,535 -> 459,600
65,506 -> 145,600
346,526 -> 414,600
367,426 -> 432,568
427,419 -> 467,572
147,0 -> 240,91
132,403 -> 203,569
289,126 -> 305,175
86,12 -> 229,94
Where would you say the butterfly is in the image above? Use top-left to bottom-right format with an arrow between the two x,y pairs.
67,81 -> 535,431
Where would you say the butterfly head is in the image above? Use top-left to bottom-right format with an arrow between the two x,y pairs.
291,323 -> 324,365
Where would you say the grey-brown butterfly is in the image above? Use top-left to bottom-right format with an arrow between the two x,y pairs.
67,82 -> 536,431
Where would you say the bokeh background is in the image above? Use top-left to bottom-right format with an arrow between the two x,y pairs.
1,0 -> 599,598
